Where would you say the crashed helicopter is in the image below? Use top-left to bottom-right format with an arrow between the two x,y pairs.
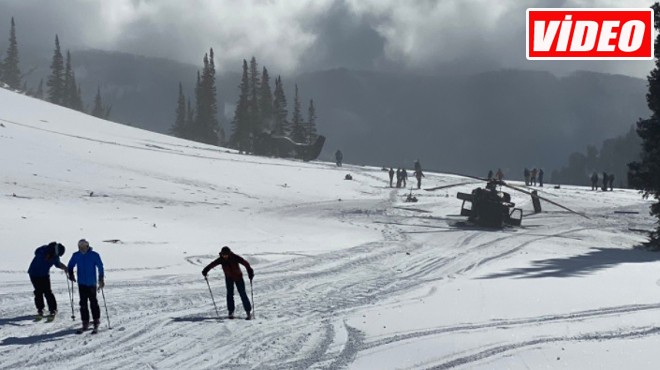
426,175 -> 588,228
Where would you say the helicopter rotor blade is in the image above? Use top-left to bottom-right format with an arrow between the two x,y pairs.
499,181 -> 590,219
441,171 -> 590,219
424,181 -> 478,191
426,172 -> 590,220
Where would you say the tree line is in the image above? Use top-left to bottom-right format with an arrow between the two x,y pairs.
551,126 -> 641,188
0,17 -> 110,119
170,53 -> 318,152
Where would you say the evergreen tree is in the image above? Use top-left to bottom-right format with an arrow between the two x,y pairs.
171,82 -> 187,138
63,50 -> 83,111
259,67 -> 274,132
248,57 -> 261,144
191,49 -> 219,145
272,76 -> 289,136
207,48 -> 219,144
305,99 -> 318,144
629,3 -> 660,248
91,86 -> 111,119
290,84 -> 305,143
46,35 -> 65,105
230,59 -> 251,152
186,97 -> 194,130
63,50 -> 73,107
1,17 -> 21,89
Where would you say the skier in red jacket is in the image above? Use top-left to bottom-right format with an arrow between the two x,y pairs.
202,246 -> 254,319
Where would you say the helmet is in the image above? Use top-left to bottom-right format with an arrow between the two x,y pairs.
220,246 -> 231,256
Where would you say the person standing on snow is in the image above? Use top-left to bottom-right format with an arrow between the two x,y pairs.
202,246 -> 254,320
591,172 -> 599,190
27,242 -> 67,319
413,160 -> 424,189
388,167 -> 394,187
495,168 -> 504,181
530,168 -> 538,186
67,239 -> 105,333
523,168 -> 530,186
335,150 -> 343,167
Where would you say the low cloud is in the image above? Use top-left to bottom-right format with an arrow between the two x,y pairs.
0,0 -> 655,77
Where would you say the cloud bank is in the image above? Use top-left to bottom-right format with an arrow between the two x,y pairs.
0,0 -> 655,77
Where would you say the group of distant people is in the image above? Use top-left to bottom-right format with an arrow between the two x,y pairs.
486,169 -> 505,182
484,167 -> 614,191
523,168 -> 544,187
486,168 -> 545,187
388,160 -> 425,189
591,172 -> 615,191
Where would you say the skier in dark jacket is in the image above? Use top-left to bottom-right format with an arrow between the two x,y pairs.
68,239 -> 105,332
202,246 -> 254,319
602,172 -> 608,191
538,169 -> 544,187
608,173 -> 615,191
388,168 -> 394,187
28,242 -> 67,318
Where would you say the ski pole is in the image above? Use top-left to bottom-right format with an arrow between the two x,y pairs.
250,279 -> 255,319
205,277 -> 220,319
100,287 -> 112,329
65,272 -> 75,320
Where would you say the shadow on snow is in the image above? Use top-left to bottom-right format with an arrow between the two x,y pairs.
479,247 -> 660,279
0,315 -> 35,328
170,316 -> 225,323
1,328 -> 79,346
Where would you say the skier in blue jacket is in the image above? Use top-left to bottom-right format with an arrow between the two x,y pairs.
27,242 -> 67,318
67,239 -> 105,332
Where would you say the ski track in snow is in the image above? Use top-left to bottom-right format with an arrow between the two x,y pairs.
2,193 -> 658,370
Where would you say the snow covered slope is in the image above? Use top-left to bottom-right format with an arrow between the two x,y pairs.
1,88 -> 659,369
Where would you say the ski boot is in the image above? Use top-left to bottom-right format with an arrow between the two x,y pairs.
76,322 -> 89,334
46,310 -> 57,322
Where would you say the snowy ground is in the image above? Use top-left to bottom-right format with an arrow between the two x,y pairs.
1,88 -> 659,369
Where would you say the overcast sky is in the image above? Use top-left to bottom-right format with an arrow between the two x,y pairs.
0,0 -> 656,78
